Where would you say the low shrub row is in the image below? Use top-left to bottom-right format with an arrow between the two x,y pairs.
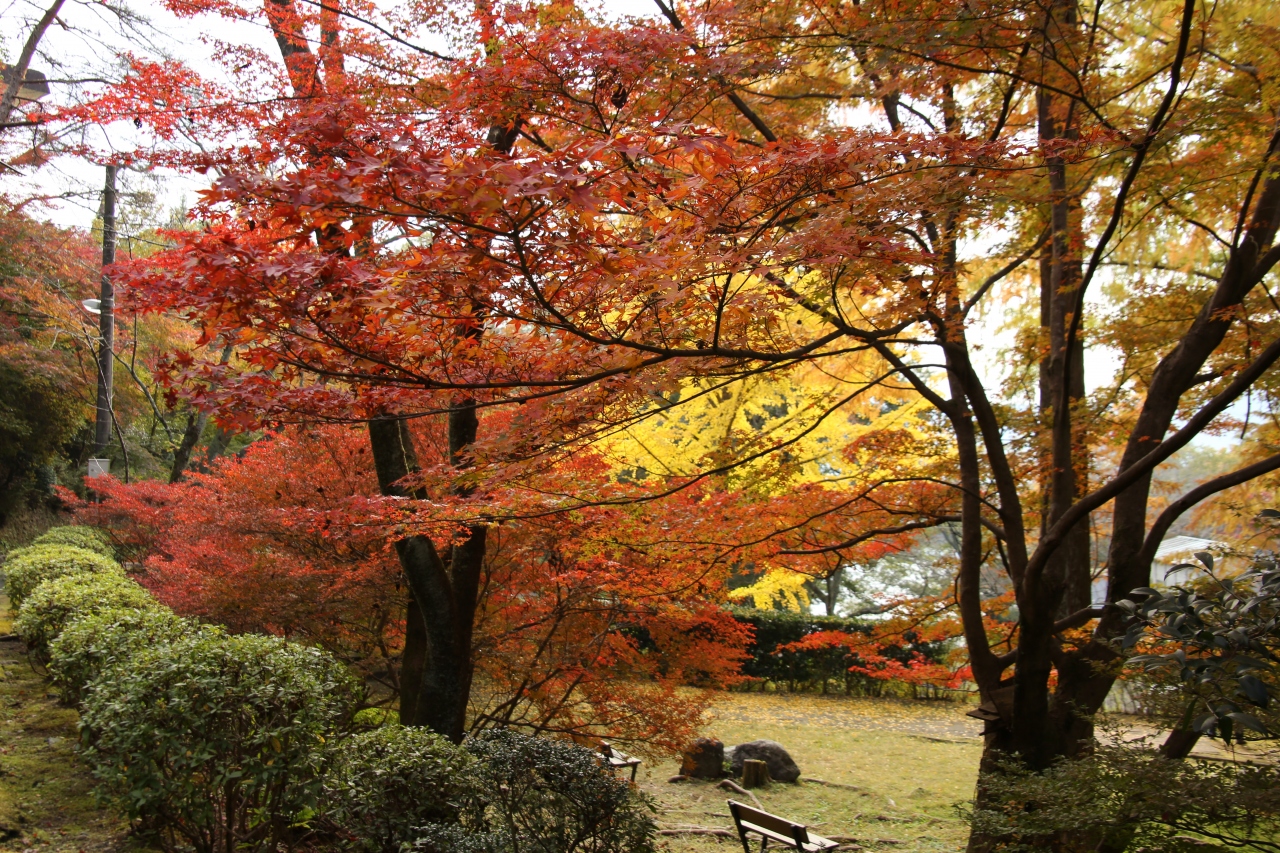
3,526 -> 121,608
3,527 -> 656,853
729,607 -> 953,694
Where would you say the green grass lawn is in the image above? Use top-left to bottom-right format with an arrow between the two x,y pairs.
639,692 -> 984,853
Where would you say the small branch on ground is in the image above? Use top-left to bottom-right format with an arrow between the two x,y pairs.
806,777 -> 862,790
717,777 -> 763,809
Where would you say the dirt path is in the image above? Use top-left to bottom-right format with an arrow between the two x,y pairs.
0,598 -> 135,853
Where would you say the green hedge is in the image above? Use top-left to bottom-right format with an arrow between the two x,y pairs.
32,526 -> 115,558
729,607 -> 950,692
324,725 -> 476,853
12,544 -> 659,853
14,572 -> 158,659
49,607 -> 204,704
80,632 -> 357,853
409,728 -> 657,853
2,543 -> 122,608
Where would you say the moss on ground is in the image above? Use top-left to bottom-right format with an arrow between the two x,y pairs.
0,593 -> 137,853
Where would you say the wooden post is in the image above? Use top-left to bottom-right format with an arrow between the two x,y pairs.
742,758 -> 769,789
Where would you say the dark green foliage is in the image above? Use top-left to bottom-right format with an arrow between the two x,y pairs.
1120,552 -> 1280,741
13,572 -> 157,658
79,632 -> 357,853
410,729 -> 657,853
2,543 -> 122,608
730,607 -> 870,688
0,360 -> 87,522
32,526 -> 115,558
729,608 -> 947,692
323,725 -> 476,853
48,606 -> 204,704
965,741 -> 1280,852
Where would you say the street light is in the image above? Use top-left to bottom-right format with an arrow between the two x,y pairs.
0,63 -> 51,105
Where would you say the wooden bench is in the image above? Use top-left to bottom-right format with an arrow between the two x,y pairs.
596,740 -> 642,781
728,800 -> 839,853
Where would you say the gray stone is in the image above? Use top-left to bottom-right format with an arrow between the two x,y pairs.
680,737 -> 725,779
727,739 -> 801,783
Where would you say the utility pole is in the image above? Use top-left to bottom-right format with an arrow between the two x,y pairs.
93,164 -> 117,456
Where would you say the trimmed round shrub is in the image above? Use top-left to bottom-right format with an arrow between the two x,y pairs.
32,525 -> 115,558
48,606 -> 205,705
410,729 -> 657,853
79,633 -> 358,853
13,572 -> 157,659
323,725 -> 475,853
2,543 -> 122,608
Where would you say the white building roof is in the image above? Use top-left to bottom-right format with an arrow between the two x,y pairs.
1154,535 -> 1221,562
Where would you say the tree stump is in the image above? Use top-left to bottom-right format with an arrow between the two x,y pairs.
741,758 -> 769,788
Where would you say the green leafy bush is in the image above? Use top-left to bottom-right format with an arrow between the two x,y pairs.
965,738 -> 1280,852
2,543 -> 122,608
79,632 -> 357,853
14,572 -> 156,658
324,725 -> 475,853
32,525 -> 115,558
1120,551 -> 1280,740
48,606 -> 204,705
410,729 -> 656,853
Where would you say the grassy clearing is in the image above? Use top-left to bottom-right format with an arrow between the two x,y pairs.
640,692 -> 983,853
0,594 -> 135,853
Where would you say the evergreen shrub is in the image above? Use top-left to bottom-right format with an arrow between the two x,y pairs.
79,632 -> 357,853
32,525 -> 115,558
48,606 -> 204,704
410,728 -> 656,853
2,543 -> 121,607
14,572 -> 156,658
324,725 -> 475,853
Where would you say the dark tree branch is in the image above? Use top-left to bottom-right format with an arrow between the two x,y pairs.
1036,333 -> 1280,585
1137,452 -> 1280,571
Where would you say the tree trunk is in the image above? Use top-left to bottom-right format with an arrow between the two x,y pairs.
367,410 -> 486,743
399,593 -> 426,724
170,345 -> 233,482
170,409 -> 209,483
94,165 -> 117,458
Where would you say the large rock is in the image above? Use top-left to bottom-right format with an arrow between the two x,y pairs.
680,737 -> 725,779
727,740 -> 801,783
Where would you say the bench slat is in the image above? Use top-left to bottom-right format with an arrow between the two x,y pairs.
728,800 -> 839,853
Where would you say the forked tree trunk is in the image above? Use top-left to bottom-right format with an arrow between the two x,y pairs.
367,410 -> 486,743
256,0 -> 492,744
966,0 -> 1280,846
